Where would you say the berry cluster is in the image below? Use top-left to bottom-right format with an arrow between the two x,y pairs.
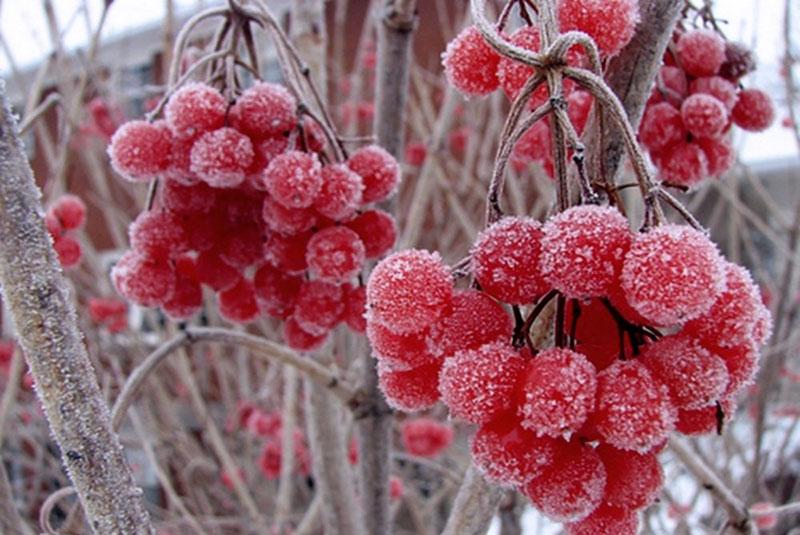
107,81 -> 399,350
640,30 -> 775,187
46,194 -> 86,269
366,204 -> 771,532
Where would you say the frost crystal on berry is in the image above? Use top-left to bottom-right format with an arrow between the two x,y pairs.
108,120 -> 173,181
263,150 -> 323,209
557,0 -> 640,57
676,29 -> 726,77
190,127 -> 254,188
293,280 -> 344,336
347,145 -> 401,205
230,82 -> 297,138
442,25 -> 501,96
164,82 -> 226,140
346,209 -> 397,259
314,164 -> 364,220
378,361 -> 442,412
428,289 -> 512,359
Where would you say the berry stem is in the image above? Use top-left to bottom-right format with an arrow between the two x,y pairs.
521,289 -> 559,352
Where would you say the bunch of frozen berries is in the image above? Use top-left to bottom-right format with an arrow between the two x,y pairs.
365,204 -> 771,533
640,30 -> 774,187
46,194 -> 86,269
107,81 -> 399,350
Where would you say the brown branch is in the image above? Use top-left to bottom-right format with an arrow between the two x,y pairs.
441,464 -> 503,535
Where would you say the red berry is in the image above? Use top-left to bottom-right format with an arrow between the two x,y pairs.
218,277 -> 259,324
219,225 -> 265,269
681,94 -> 728,138
690,76 -> 738,112
162,179 -> 216,215
88,297 -> 127,322
591,360 -> 677,452
347,145 -> 401,205
108,120 -> 172,181
400,418 -> 454,457
511,119 -> 554,176
231,82 -> 297,138
540,205 -> 631,299
263,151 -> 323,209
567,299 -> 631,370
129,210 -> 186,259
472,216 -> 547,305
195,250 -> 240,292
164,82 -> 226,140
732,88 -> 775,132
497,27 -> 546,106
162,271 -> 203,320
54,235 -> 82,268
712,342 -> 760,396
45,212 -> 62,238
676,397 -> 735,436
405,142 -> 427,166
472,413 -> 562,486
306,226 -> 365,283
439,341 -> 526,425
696,136 -> 735,177
253,263 -> 302,319
442,25 -> 501,96
428,289 -> 512,359
639,102 -> 685,153
522,440 -> 606,522
264,231 -> 312,274
565,504 -> 638,535
676,29 -> 726,77
597,444 -> 663,511
164,135 -> 200,185
284,316 -> 328,351
719,42 -> 756,82
367,322 -> 438,370
517,348 -> 597,437
657,66 -> 689,101
557,0 -> 640,57
367,249 -> 453,334
621,225 -> 725,325
112,250 -> 176,307
389,476 -> 404,500
567,90 -> 593,135
52,194 -> 86,230
262,197 -> 317,235
293,280 -> 344,336
314,164 -> 364,221
655,141 -> 709,187
343,284 -> 367,332
378,360 -> 442,412
640,334 -> 729,409
346,209 -> 397,259
190,127 -> 254,188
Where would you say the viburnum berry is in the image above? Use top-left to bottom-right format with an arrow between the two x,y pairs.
262,197 -> 317,235
112,250 -> 176,307
732,88 -> 775,132
258,430 -> 311,479
129,210 -> 186,259
557,0 -> 640,57
400,418 -> 454,457
639,102 -> 685,153
314,164 -> 364,220
306,226 -> 365,283
284,316 -> 328,351
346,209 -> 396,259
472,413 -> 562,487
567,299 -> 631,370
690,76 -> 739,112
540,205 -> 632,299
219,226 -> 265,269
367,249 -> 453,334
293,280 -> 344,336
712,342 -> 760,396
195,250 -> 240,292
517,347 -> 597,437
162,272 -> 203,320
565,504 -> 638,535
230,82 -> 297,138
751,302 -> 773,346
428,289 -> 512,359
190,127 -> 254,188
108,120 -> 173,181
253,263 -> 302,319
442,25 -> 501,96
378,360 -> 442,412
164,82 -> 226,140
719,41 -> 757,82
657,65 -> 689,101
347,145 -> 401,205
471,216 -> 547,305
655,141 -> 709,187
263,151 -> 323,209
88,297 -> 127,322
162,179 -> 216,215
590,360 -> 677,452
264,231 -> 312,274
343,284 -> 367,332
567,90 -> 593,135
621,224 -> 725,325
54,235 -> 82,268
676,29 -> 726,77
367,322 -> 437,370
164,135 -> 200,186
218,277 -> 259,324
496,26 -> 546,106
597,444 -> 663,511
439,341 -> 527,425
696,136 -> 735,177
405,142 -> 427,166
640,334 -> 729,409
675,397 -> 735,436
522,440 -> 606,522
681,93 -> 728,138
51,194 -> 86,230
389,476 -> 404,501
45,212 -> 62,239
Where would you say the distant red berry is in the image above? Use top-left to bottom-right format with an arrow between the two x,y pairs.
750,502 -> 778,530
681,94 -> 728,138
405,142 -> 427,166
389,476 -> 404,500
306,226 -> 365,283
263,151 -> 323,209
112,250 -> 176,307
54,235 -> 82,268
597,444 -> 663,511
231,82 -> 297,138
253,263 -> 302,319
293,280 -> 344,336
442,25 -> 501,96
108,120 -> 172,181
676,29 -> 726,77
51,195 -> 86,230
400,418 -> 454,457
347,145 -> 401,205
314,164 -> 364,220
190,127 -> 254,188
428,289 -> 512,359
88,297 -> 127,322
346,209 -> 397,259
732,88 -> 775,132
557,0 -> 640,57
378,360 -> 442,412
639,102 -> 685,153
164,82 -> 226,139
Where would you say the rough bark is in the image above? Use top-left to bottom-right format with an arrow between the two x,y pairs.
0,82 -> 153,533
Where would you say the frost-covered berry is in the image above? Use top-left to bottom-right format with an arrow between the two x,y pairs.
681,94 -> 728,138
314,164 -> 363,220
657,65 -> 689,100
732,88 -> 775,132
472,216 -> 547,305
218,277 -> 259,324
655,141 -> 709,187
522,440 -> 606,522
367,322 -> 438,370
162,272 -> 203,320
264,231 -> 312,274
517,348 -> 597,437
367,249 -> 453,334
108,120 -> 172,181
262,197 -> 316,235
293,280 -> 344,336
557,0 -> 640,57
347,145 -> 401,205
590,360 -> 677,452
696,136 -> 735,177
690,76 -> 738,112
378,360 -> 442,412
306,226 -> 365,283
253,263 -> 302,319
129,210 -> 185,259
51,195 -> 86,230
428,289 -> 512,359
400,418 -> 454,457
719,42 -> 756,82
195,250 -> 240,292
54,235 -> 82,268
639,102 -> 685,153
190,127 -> 254,188
263,151 -> 323,209
284,316 -> 328,351
675,397 -> 735,436
567,90 -> 593,135
442,25 -> 501,96
568,299 -> 629,370
112,250 -> 175,307
640,334 -> 729,409
751,302 -> 773,346
621,224 -> 725,325
230,82 -> 297,138
343,284 -> 367,332
712,342 -> 760,396
346,209 -> 397,258
439,341 -> 526,424
566,504 -> 638,535
597,444 -> 663,511
219,226 -> 264,269
676,29 -> 726,77
497,26 -> 547,107
540,205 -> 631,299
162,179 -> 216,215
164,82 -> 226,139
471,413 -> 561,486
